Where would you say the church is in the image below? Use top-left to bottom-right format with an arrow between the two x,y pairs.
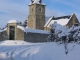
0,0 -> 79,42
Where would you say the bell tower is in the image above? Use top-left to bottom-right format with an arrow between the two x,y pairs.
27,0 -> 46,30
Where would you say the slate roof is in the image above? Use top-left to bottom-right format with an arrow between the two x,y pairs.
52,15 -> 71,20
44,14 -> 74,27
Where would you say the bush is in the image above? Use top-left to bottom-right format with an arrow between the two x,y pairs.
47,22 -> 80,54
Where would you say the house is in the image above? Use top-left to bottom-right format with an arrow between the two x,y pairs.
0,0 -> 80,42
44,13 -> 79,31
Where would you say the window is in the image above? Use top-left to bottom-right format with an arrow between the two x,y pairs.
37,7 -> 42,12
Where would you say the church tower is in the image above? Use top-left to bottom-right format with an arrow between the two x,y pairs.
27,0 -> 46,30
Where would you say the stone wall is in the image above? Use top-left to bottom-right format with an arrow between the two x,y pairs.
24,32 -> 49,42
15,27 -> 49,42
28,4 -> 45,30
0,31 -> 8,41
16,28 -> 24,40
67,14 -> 79,28
0,26 -> 49,42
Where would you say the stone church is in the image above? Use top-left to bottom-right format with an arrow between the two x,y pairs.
0,0 -> 80,42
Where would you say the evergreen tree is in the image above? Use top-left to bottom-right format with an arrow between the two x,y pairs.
23,20 -> 27,27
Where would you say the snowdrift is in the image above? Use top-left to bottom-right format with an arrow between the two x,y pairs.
0,40 -> 80,60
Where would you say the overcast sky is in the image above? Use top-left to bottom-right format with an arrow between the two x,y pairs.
0,0 -> 80,28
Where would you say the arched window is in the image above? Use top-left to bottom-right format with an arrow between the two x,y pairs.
37,7 -> 42,12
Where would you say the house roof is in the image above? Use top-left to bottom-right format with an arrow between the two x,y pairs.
44,13 -> 74,27
52,15 -> 71,20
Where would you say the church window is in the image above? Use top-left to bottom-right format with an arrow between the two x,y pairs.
37,7 -> 42,12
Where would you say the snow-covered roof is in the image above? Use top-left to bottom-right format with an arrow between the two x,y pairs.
17,25 -> 49,34
47,18 -> 70,27
0,28 -> 7,32
7,20 -> 18,23
29,0 -> 45,5
33,0 -> 40,4
44,14 -> 74,27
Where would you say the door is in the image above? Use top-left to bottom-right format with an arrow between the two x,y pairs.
9,26 -> 15,40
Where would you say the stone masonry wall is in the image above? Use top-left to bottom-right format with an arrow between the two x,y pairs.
16,28 -> 24,40
0,31 -> 8,41
24,32 -> 49,42
67,14 -> 79,28
28,4 -> 45,30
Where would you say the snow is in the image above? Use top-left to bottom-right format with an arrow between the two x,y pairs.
4,28 -> 7,31
0,40 -> 29,46
50,18 -> 69,26
8,20 -> 17,23
45,17 -> 70,27
0,40 -> 80,60
33,0 -> 40,4
44,13 -> 75,27
52,22 -> 68,37
25,28 -> 49,34
48,22 -> 80,43
29,0 -> 45,5
0,28 -> 7,32
78,33 -> 80,36
17,25 -> 25,31
17,25 -> 49,34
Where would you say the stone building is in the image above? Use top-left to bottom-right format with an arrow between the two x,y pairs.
28,0 -> 46,30
6,20 -> 49,42
0,0 -> 80,42
44,13 -> 79,31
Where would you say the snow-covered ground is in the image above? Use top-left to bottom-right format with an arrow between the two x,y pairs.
0,40 -> 80,60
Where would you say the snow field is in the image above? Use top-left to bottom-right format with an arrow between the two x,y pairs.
0,40 -> 80,60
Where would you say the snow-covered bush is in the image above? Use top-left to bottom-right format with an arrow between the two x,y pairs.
47,22 -> 80,54
48,22 -> 69,43
68,25 -> 80,43
48,22 -> 80,43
